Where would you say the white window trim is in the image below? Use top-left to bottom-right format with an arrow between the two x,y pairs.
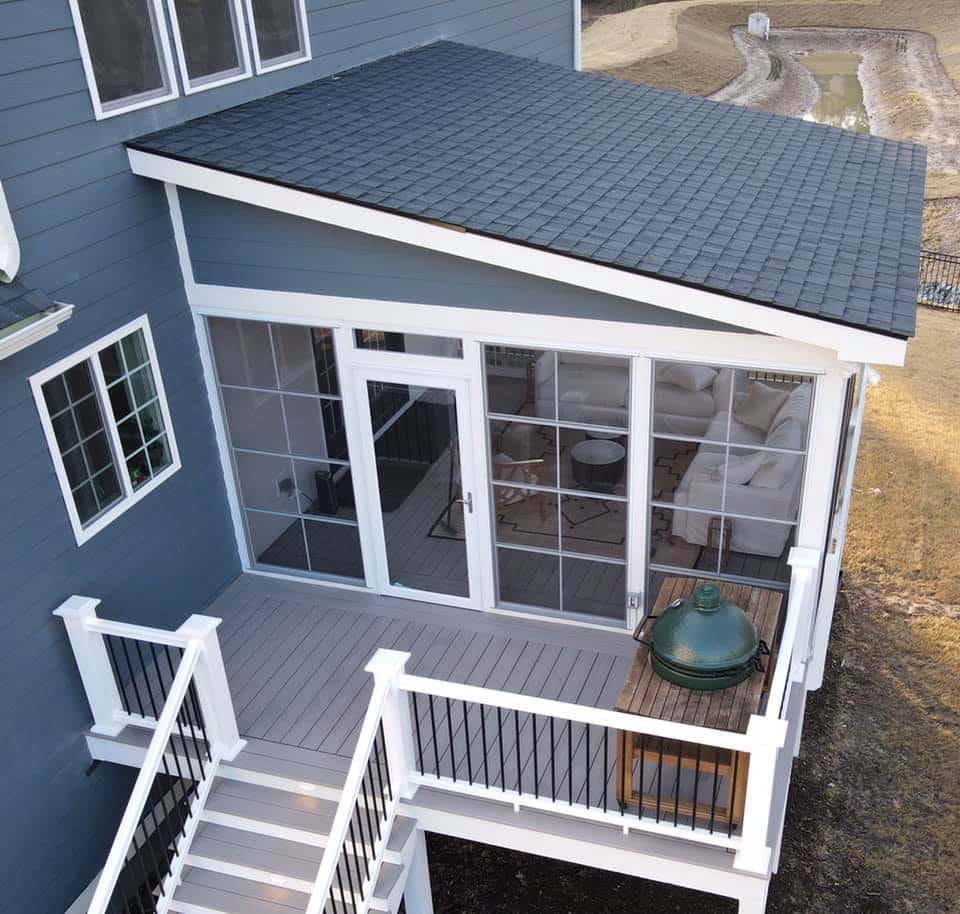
166,0 -> 253,95
68,0 -> 179,120
29,315 -> 182,546
243,0 -> 312,74
0,179 -> 20,283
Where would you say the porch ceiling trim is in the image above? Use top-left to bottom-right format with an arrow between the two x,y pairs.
129,148 -> 907,366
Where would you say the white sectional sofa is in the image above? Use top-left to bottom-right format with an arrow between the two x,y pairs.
671,383 -> 812,558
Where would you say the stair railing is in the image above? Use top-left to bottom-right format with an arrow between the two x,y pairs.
306,650 -> 411,914
55,597 -> 245,914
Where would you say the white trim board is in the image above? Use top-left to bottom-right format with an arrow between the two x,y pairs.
130,149 -> 908,366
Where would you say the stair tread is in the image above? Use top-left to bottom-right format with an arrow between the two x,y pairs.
173,867 -> 309,914
205,780 -> 337,835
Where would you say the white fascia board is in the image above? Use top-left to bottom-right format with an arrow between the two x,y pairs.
0,303 -> 73,361
129,149 -> 909,367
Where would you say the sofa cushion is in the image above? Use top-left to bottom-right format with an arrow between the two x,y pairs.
708,451 -> 769,484
701,411 -> 765,450
764,416 -> 805,451
656,362 -> 718,392
654,383 -> 717,419
770,382 -> 813,433
752,452 -> 802,489
733,382 -> 789,431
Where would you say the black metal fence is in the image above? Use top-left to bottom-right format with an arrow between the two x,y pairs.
919,250 -> 960,312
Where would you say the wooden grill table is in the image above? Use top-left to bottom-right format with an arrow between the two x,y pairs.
615,577 -> 783,828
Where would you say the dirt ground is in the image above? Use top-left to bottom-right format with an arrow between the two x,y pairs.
583,1 -> 960,245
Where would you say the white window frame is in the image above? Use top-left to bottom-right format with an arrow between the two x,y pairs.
68,0 -> 179,120
29,316 -> 181,545
166,0 -> 253,94
243,0 -> 312,74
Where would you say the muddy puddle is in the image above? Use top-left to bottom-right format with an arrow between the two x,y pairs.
799,51 -> 869,133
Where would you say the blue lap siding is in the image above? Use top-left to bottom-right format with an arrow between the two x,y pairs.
0,2 -> 575,911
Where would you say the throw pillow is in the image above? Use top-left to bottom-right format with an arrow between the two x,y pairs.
752,453 -> 802,489
770,383 -> 813,434
733,382 -> 789,431
708,451 -> 769,484
656,362 -> 718,392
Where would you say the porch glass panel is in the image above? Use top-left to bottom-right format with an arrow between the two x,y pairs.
485,345 -> 629,623
208,317 -> 364,583
647,360 -> 814,608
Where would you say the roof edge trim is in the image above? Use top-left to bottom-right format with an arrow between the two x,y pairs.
129,148 -> 908,367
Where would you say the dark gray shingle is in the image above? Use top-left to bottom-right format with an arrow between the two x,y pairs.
130,41 -> 926,338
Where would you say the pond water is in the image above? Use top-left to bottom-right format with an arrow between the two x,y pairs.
800,51 -> 870,133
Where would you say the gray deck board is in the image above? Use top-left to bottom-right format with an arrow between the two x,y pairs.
207,574 -> 637,762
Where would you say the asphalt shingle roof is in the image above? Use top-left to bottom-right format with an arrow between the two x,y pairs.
0,278 -> 56,334
130,41 -> 926,338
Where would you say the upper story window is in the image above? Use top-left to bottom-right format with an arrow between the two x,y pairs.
30,317 -> 181,545
70,0 -> 178,119
168,0 -> 252,93
246,0 -> 311,73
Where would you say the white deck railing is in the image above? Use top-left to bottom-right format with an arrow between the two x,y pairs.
55,597 -> 244,914
306,651 -> 408,914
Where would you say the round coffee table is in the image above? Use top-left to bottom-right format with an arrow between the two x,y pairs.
570,439 -> 626,492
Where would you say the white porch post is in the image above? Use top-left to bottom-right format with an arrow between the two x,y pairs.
404,829 -> 435,914
737,876 -> 770,914
366,649 -> 417,799
177,614 -> 245,761
733,715 -> 788,876
54,596 -> 125,736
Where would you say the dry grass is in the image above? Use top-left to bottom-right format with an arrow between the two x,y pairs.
844,307 -> 960,605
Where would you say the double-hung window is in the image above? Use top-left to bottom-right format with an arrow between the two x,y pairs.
167,0 -> 252,93
69,0 -> 178,119
31,317 -> 180,544
245,0 -> 311,73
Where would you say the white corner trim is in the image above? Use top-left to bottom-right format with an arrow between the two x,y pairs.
0,302 -> 73,361
573,0 -> 582,71
128,149 -> 908,366
165,0 -> 253,95
67,0 -> 179,119
0,179 -> 20,282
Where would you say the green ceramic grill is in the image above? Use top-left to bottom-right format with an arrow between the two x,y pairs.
634,584 -> 769,691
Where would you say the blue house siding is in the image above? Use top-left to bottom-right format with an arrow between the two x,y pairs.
180,190 -> 740,333
1,2 -> 575,911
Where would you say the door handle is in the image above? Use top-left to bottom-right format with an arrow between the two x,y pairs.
455,491 -> 473,514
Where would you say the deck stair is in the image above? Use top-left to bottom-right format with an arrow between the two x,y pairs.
93,728 -> 415,914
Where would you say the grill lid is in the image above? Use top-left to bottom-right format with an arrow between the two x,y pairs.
646,584 -> 761,689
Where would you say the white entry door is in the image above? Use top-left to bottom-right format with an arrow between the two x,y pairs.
350,365 -> 484,609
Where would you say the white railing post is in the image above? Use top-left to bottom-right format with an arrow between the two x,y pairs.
176,615 -> 245,761
733,715 -> 788,876
54,596 -> 125,736
365,649 -> 416,799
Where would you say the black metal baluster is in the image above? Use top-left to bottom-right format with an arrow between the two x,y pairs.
349,817 -> 369,884
378,723 -> 393,802
335,861 -> 349,914
428,696 -> 440,777
531,715 -> 539,800
514,710 -> 522,795
550,718 -> 556,802
371,735 -> 389,813
360,773 -> 379,846
603,726 -> 609,813
692,744 -> 703,830
567,720 -> 573,806
105,635 -> 131,713
172,695 -> 199,790
342,834 -> 360,906
186,681 -> 211,763
178,689 -> 205,783
119,638 -> 146,719
412,693 -> 425,774
130,830 -> 157,913
674,742 -> 683,826
638,734 -> 646,821
445,697 -> 456,782
655,739 -> 664,824
585,724 -> 590,809
134,793 -> 165,904
709,754 -> 721,834
366,757 -> 384,825
463,702 -> 473,786
480,704 -> 490,789
497,707 -> 506,791
728,752 -> 741,838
